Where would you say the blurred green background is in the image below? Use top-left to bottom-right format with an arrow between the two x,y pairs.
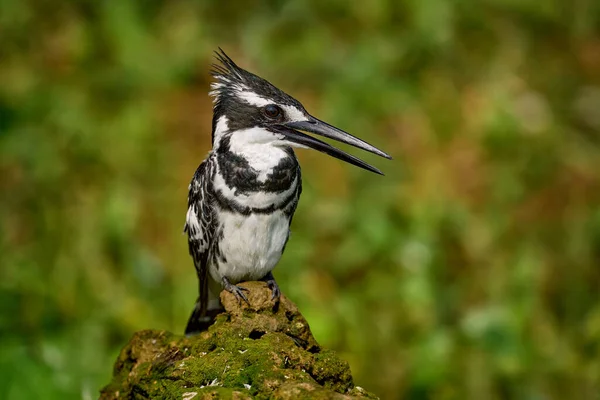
1,0 -> 599,399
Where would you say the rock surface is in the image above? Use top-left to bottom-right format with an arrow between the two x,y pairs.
100,281 -> 377,399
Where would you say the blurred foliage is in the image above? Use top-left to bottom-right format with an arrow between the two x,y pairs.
1,0 -> 599,399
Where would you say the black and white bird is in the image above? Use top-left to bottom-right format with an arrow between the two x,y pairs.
184,50 -> 390,335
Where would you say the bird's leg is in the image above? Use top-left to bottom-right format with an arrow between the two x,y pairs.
261,271 -> 281,302
222,276 -> 250,305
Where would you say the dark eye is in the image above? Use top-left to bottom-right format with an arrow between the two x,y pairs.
263,104 -> 282,119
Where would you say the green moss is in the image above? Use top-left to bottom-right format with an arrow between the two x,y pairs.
100,282 -> 377,399
310,350 -> 354,393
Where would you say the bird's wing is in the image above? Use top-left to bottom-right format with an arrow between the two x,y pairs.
285,164 -> 303,221
184,157 -> 216,318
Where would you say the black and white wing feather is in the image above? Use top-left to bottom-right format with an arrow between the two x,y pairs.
183,157 -> 216,334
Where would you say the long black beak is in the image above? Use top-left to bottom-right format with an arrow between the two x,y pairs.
276,117 -> 391,175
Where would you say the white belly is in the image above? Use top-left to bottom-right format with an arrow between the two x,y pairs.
211,210 -> 290,283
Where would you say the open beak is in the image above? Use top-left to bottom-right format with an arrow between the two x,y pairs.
275,116 -> 391,175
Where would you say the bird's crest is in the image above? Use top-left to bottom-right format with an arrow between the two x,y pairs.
209,48 -> 302,110
210,49 -> 246,94
209,49 -> 256,104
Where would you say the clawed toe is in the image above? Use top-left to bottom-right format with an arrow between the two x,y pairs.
222,277 -> 250,305
261,272 -> 281,302
232,285 -> 250,304
222,274 -> 281,305
267,280 -> 280,301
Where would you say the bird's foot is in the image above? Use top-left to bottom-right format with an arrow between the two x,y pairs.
222,277 -> 250,305
261,272 -> 281,302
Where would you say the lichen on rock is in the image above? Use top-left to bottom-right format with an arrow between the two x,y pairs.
100,281 -> 377,399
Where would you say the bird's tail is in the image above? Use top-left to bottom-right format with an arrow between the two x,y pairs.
185,287 -> 223,336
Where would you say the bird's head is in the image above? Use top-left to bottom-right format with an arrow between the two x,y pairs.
209,49 -> 391,174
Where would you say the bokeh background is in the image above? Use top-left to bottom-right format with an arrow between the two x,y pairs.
1,1 -> 599,399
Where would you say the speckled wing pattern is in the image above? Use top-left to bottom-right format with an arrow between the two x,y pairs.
183,156 -> 217,323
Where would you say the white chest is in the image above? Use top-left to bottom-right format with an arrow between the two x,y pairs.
233,144 -> 289,182
211,210 -> 290,283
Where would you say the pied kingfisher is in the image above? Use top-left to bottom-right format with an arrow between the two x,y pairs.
184,49 -> 390,335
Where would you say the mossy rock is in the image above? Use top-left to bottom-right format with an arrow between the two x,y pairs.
100,281 -> 377,399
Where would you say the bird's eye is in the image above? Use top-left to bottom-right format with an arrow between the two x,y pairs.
263,104 -> 282,119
